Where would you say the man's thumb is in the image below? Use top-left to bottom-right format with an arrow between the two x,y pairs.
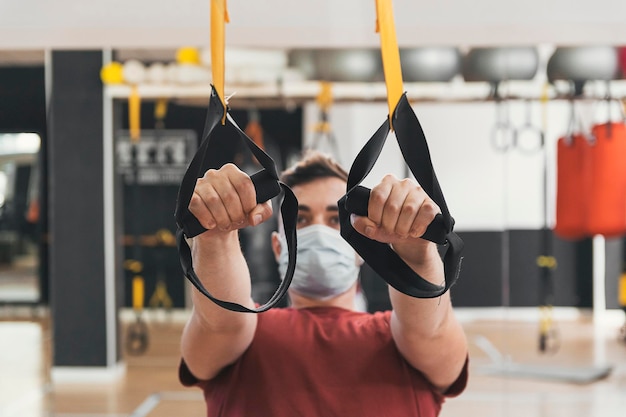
249,201 -> 273,226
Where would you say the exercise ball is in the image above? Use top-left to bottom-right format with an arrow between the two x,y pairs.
547,46 -> 620,82
314,49 -> 382,82
122,59 -> 146,85
462,47 -> 539,82
288,49 -> 317,80
145,63 -> 167,84
400,47 -> 461,82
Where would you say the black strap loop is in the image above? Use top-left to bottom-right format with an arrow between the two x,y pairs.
174,85 -> 298,313
338,93 -> 464,298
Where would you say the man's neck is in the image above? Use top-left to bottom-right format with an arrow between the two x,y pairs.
289,284 -> 358,311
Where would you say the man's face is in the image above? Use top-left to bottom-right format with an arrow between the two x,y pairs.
271,176 -> 346,259
291,176 -> 346,231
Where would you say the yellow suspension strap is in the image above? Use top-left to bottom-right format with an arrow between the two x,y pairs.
336,0 -> 463,299
537,254 -> 559,353
310,82 -> 341,160
211,0 -> 230,124
150,93 -> 175,318
125,260 -> 149,355
375,0 -> 403,130
129,86 -> 141,143
537,84 -> 560,354
125,82 -> 148,354
149,278 -> 174,311
154,98 -> 169,130
175,1 -> 298,313
148,229 -> 174,311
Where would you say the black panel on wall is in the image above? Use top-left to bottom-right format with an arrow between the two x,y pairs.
346,229 -> 596,310
49,51 -> 108,366
361,231 -> 506,310
449,231 -> 504,307
508,230 -> 591,307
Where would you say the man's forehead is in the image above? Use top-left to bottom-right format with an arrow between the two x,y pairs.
297,204 -> 339,212
291,177 -> 346,196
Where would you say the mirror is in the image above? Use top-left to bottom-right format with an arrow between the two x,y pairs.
0,132 -> 41,304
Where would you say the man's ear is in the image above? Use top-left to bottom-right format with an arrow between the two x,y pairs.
271,231 -> 282,262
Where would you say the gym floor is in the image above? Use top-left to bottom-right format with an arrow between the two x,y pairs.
1,308 -> 625,417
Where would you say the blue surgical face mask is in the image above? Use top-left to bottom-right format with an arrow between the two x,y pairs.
277,224 -> 362,300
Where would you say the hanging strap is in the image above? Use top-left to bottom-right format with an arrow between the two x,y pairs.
174,85 -> 298,312
337,0 -> 463,298
211,0 -> 230,123
375,0 -> 403,129
338,95 -> 463,298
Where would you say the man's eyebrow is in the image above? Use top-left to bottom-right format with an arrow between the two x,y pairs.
296,205 -> 339,211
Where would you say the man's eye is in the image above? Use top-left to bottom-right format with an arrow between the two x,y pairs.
297,216 -> 309,226
329,215 -> 340,226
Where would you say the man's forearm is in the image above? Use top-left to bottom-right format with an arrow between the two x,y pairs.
389,240 -> 450,336
190,231 -> 256,330
389,239 -> 467,391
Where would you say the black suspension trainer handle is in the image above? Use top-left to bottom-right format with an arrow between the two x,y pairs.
174,85 -> 298,313
338,93 -> 464,298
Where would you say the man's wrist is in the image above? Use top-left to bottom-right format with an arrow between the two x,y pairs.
391,239 -> 444,284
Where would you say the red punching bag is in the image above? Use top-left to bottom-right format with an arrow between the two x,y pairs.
587,122 -> 626,237
555,133 -> 593,239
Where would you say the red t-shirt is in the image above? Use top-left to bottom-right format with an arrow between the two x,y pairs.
180,306 -> 468,417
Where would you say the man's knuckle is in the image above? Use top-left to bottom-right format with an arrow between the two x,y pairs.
402,201 -> 419,216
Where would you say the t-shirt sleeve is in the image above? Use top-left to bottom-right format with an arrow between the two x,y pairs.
179,358 -> 201,387
442,355 -> 469,398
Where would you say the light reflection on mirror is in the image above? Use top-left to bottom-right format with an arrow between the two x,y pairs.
0,132 -> 41,304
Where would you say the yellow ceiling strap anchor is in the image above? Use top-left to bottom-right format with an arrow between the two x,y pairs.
375,0 -> 403,131
127,274 -> 149,355
129,85 -> 141,143
211,0 -> 230,124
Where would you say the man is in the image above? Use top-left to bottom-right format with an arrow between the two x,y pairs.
180,150 -> 468,416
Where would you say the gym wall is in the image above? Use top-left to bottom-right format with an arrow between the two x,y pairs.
2,0 -> 626,49
304,99 -> 622,309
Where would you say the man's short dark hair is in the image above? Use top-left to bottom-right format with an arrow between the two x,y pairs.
280,150 -> 348,188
